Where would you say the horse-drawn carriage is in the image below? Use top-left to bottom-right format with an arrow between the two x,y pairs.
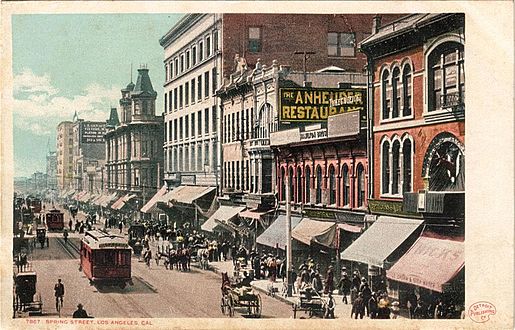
292,286 -> 328,318
220,272 -> 261,318
13,266 -> 42,316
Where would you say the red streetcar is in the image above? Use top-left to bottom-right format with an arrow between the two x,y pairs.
80,230 -> 132,289
45,209 -> 64,231
26,197 -> 42,214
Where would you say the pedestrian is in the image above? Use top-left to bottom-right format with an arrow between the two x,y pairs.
54,279 -> 65,311
368,292 -> 378,319
118,221 -> 123,234
360,281 -> 372,316
312,271 -> 323,295
155,251 -> 160,266
338,273 -> 351,304
434,299 -> 445,319
144,248 -> 152,268
68,219 -> 73,232
63,228 -> 69,244
72,303 -> 89,318
407,290 -> 418,319
324,265 -> 334,295
351,292 -> 365,319
324,292 -> 336,319
391,301 -> 400,319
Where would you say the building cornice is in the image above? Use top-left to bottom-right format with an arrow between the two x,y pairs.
159,14 -> 209,48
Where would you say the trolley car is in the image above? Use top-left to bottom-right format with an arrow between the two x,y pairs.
26,197 -> 42,214
80,230 -> 133,289
46,209 -> 64,231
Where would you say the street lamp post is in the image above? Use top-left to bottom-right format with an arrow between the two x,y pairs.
285,172 -> 293,297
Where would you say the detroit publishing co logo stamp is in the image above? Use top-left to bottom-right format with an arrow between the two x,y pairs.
468,301 -> 496,323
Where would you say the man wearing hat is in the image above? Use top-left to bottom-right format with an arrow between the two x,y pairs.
72,303 -> 89,318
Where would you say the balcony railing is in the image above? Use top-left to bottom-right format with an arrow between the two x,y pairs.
440,92 -> 465,109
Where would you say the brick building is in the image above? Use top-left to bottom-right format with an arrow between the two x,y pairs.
56,121 -> 74,191
341,14 -> 465,310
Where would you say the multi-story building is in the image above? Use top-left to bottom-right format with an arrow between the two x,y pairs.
104,68 -> 164,213
159,13 -> 403,231
46,151 -> 57,191
56,121 -> 74,191
341,14 -> 465,309
72,114 -> 106,193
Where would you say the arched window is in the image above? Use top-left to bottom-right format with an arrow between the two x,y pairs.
402,65 -> 412,116
280,167 -> 285,201
403,139 -> 412,193
391,67 -> 401,118
381,141 -> 390,194
305,166 -> 311,203
428,42 -> 465,111
316,165 -> 322,204
392,140 -> 401,195
289,167 -> 294,202
329,165 -> 336,205
342,164 -> 350,206
296,166 -> 303,203
382,70 -> 390,120
357,164 -> 365,207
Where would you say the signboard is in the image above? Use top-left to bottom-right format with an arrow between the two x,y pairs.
279,88 -> 366,123
300,128 -> 328,141
99,242 -> 129,248
81,122 -> 106,143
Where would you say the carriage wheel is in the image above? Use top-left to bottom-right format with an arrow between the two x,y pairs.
227,296 -> 235,317
252,294 -> 262,317
220,297 -> 227,315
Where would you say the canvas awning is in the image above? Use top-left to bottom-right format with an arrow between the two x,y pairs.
256,215 -> 303,250
100,192 -> 118,207
201,205 -> 246,232
111,194 -> 136,210
386,236 -> 464,293
239,209 -> 274,220
163,185 -> 216,205
78,192 -> 91,202
338,223 -> 363,233
141,185 -> 168,213
340,216 -> 424,268
292,219 -> 337,248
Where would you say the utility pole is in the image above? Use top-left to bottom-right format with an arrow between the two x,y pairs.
294,51 -> 316,83
285,171 -> 293,297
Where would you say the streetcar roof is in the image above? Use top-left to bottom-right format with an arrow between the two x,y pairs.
82,230 -> 129,249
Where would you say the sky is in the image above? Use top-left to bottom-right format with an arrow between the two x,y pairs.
12,14 -> 183,177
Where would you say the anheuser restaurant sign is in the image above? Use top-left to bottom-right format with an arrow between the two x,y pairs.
279,88 -> 366,123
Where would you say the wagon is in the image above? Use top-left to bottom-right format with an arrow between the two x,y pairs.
13,270 -> 42,316
292,286 -> 327,318
220,272 -> 261,318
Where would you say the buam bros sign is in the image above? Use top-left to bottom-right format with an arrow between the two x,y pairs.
279,87 -> 366,123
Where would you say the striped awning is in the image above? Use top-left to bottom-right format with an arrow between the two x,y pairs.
141,186 -> 168,213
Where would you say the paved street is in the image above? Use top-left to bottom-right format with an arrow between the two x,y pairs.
27,233 -> 293,319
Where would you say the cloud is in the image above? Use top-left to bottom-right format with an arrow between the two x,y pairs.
13,68 -> 120,136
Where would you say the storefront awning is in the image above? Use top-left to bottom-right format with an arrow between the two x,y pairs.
338,223 -> 363,233
386,236 -> 464,293
164,185 -> 216,205
78,192 -> 91,202
292,219 -> 337,248
111,194 -> 136,210
239,209 -> 274,220
256,215 -> 303,250
340,216 -> 424,268
100,192 -> 118,207
141,186 -> 168,213
202,205 -> 246,232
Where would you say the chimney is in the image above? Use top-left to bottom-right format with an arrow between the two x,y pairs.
372,15 -> 382,34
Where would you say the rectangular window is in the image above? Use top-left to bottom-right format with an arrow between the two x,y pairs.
164,93 -> 168,113
212,106 -> 217,134
245,108 -> 250,139
197,75 -> 202,100
327,32 -> 355,57
197,143 -> 202,172
167,121 -> 172,142
206,35 -> 211,57
186,50 -> 190,69
236,112 -> 240,140
184,82 -> 189,106
198,110 -> 202,136
168,91 -> 172,112
179,117 -> 183,140
204,142 -> 209,170
173,88 -> 178,110
173,118 -> 178,141
174,58 -> 179,75
184,146 -> 189,171
213,30 -> 219,52
204,71 -> 209,98
179,85 -> 183,108
185,114 -> 189,138
169,62 -> 173,79
192,46 -> 197,66
165,65 -> 169,82
180,54 -> 184,72
191,78 -> 196,103
212,67 -> 217,94
191,112 -> 195,137
204,108 -> 209,134
199,41 -> 204,61
248,27 -> 262,53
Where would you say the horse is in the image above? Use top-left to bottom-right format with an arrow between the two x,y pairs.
197,248 -> 210,270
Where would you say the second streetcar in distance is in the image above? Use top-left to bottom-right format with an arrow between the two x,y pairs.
80,230 -> 132,289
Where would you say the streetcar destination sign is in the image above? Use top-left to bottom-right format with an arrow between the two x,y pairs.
279,88 -> 366,123
98,242 -> 129,248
